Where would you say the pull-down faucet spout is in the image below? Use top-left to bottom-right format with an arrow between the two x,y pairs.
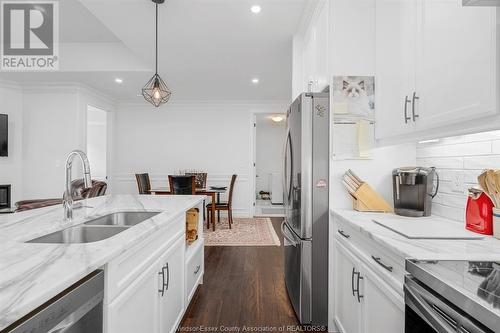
63,150 -> 92,221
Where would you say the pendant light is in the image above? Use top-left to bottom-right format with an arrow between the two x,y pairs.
142,0 -> 171,107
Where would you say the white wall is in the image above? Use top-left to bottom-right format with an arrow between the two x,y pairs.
255,115 -> 286,195
112,102 -> 287,217
21,85 -> 115,200
0,83 -> 23,205
417,130 -> 500,223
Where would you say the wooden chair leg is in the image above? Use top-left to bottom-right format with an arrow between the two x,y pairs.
228,209 -> 232,229
217,210 -> 220,223
207,206 -> 211,229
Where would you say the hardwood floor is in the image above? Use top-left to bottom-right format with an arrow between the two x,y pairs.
179,217 -> 301,331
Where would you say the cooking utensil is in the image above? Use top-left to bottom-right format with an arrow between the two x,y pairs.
486,170 -> 500,207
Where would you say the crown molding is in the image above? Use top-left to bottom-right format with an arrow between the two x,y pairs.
117,99 -> 290,109
0,79 -> 22,91
19,81 -> 117,106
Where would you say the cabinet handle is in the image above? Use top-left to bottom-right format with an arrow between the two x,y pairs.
356,273 -> 364,303
351,268 -> 356,296
158,269 -> 165,296
352,269 -> 363,302
371,255 -> 393,272
412,92 -> 420,121
164,263 -> 170,291
404,95 -> 412,124
194,265 -> 201,275
338,229 -> 350,239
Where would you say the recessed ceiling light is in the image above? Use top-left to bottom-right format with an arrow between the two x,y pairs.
252,78 -> 259,84
251,5 -> 261,14
115,78 -> 123,84
271,116 -> 284,123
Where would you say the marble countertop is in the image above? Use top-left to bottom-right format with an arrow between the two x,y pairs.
0,194 -> 205,330
331,209 -> 500,261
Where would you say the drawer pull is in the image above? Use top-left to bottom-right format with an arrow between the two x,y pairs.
338,229 -> 350,239
371,256 -> 393,272
194,265 -> 201,275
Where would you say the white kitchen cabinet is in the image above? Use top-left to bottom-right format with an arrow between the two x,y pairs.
159,236 -> 185,333
294,0 -> 330,96
360,262 -> 404,333
333,241 -> 362,333
332,241 -> 404,333
107,255 -> 160,333
106,232 -> 186,333
375,0 -> 498,142
375,0 -> 417,140
415,0 -> 497,130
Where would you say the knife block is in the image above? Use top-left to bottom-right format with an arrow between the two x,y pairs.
351,183 -> 393,213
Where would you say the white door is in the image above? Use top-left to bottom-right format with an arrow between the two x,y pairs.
107,261 -> 160,333
86,106 -> 108,181
415,0 -> 497,130
359,264 -> 405,333
159,237 -> 185,333
375,0 -> 417,140
333,242 -> 362,333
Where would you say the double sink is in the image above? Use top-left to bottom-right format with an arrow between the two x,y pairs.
27,212 -> 161,244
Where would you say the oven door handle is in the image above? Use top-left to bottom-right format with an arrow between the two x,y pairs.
404,282 -> 456,333
404,277 -> 490,333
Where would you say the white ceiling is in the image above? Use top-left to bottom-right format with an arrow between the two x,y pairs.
0,0 -> 306,102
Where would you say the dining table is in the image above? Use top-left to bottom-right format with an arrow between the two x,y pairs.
148,187 -> 227,231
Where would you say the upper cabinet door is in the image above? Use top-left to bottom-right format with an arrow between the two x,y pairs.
415,0 -> 498,130
375,0 -> 418,140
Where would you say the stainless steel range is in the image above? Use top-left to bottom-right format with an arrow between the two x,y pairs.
405,259 -> 500,333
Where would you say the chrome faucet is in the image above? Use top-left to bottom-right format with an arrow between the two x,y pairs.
63,150 -> 92,221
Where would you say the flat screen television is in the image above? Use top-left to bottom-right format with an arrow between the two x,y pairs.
0,114 -> 7,157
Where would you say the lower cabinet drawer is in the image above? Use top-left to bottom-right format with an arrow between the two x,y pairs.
185,241 -> 204,303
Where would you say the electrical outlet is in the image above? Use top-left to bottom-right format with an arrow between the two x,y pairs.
451,172 -> 464,194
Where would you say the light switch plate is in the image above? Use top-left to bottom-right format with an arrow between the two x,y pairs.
451,171 -> 465,194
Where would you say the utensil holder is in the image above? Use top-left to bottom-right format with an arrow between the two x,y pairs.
493,208 -> 500,239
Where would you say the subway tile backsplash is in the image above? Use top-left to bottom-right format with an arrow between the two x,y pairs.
416,130 -> 500,223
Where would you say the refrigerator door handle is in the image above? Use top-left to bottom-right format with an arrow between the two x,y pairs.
283,129 -> 293,203
281,221 -> 297,247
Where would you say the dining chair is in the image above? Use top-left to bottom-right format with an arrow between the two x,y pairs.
185,172 -> 207,189
135,173 -> 151,194
168,175 -> 196,195
206,174 -> 237,229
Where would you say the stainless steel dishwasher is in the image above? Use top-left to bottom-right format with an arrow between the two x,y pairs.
3,270 -> 104,333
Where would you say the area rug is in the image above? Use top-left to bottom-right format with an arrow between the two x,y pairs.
203,217 -> 281,246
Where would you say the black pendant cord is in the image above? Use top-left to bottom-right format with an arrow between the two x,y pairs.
155,3 -> 158,75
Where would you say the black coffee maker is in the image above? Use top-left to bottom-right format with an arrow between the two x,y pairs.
392,167 -> 439,217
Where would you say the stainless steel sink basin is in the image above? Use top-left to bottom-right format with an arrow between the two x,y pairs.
84,211 -> 161,226
27,226 -> 129,244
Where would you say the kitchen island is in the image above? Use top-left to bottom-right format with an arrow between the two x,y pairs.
0,194 -> 205,332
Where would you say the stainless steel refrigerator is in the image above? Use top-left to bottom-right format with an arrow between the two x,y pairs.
281,92 -> 329,326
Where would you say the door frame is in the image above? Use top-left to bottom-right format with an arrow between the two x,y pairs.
250,112 -> 287,217
86,104 -> 109,181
